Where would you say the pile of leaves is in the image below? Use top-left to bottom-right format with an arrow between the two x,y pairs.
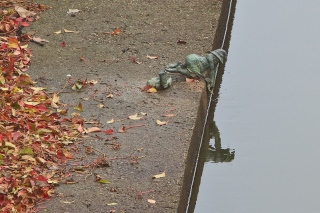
0,2 -> 83,212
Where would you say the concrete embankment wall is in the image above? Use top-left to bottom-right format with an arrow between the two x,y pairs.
178,0 -> 236,212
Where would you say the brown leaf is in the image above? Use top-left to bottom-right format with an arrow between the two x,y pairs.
118,126 -> 126,133
15,6 -> 36,18
87,127 -> 102,133
32,37 -> 49,43
177,39 -> 187,44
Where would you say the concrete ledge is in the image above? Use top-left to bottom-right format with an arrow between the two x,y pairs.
178,0 -> 236,212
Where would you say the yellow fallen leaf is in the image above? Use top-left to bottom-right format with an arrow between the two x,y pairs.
51,93 -> 60,108
147,199 -> 156,204
156,120 -> 168,126
107,93 -> 113,98
107,118 -> 114,124
97,103 -> 105,108
54,30 -> 62,34
107,203 -> 118,206
30,86 -> 46,94
163,114 -> 175,117
152,171 -> 165,179
64,29 -> 80,33
147,87 -> 157,93
141,112 -> 147,116
74,102 -> 83,111
129,113 -> 142,120
146,55 -> 159,59
60,200 -> 75,204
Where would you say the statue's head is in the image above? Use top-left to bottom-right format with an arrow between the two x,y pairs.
210,49 -> 227,64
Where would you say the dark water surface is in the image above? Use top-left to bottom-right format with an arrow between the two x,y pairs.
193,1 -> 320,212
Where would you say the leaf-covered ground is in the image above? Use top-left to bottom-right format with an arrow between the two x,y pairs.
0,2 -> 84,212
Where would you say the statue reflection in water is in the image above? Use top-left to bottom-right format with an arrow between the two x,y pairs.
206,120 -> 235,163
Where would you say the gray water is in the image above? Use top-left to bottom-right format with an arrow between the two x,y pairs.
194,1 -> 320,213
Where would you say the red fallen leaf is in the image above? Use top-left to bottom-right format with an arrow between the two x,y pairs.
141,85 -> 153,92
104,128 -> 114,135
111,28 -> 121,35
37,175 -> 48,182
56,150 -> 66,159
12,131 -> 22,141
34,104 -> 48,112
60,41 -> 66,47
20,22 -> 29,27
118,126 -> 126,133
129,57 -> 141,64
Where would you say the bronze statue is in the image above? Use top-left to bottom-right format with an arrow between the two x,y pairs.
165,49 -> 227,90
146,71 -> 172,90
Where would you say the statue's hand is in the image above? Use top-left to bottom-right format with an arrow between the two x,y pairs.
166,62 -> 182,69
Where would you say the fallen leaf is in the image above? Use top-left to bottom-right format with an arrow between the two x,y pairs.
107,118 -> 114,124
152,171 -> 165,179
147,87 -> 157,93
129,57 -> 141,64
147,199 -> 156,204
186,78 -> 199,83
163,114 -> 175,117
118,126 -> 126,133
97,103 -> 105,108
107,93 -> 113,98
51,93 -> 60,108
111,28 -> 121,36
54,30 -> 62,34
104,129 -> 114,135
129,113 -> 142,120
60,41 -> 66,47
98,179 -> 110,184
32,37 -> 49,43
107,203 -> 118,206
156,120 -> 168,126
30,87 -> 46,94
15,6 -> 36,18
141,112 -> 147,116
60,200 -> 75,204
67,9 -> 80,14
64,29 -> 80,33
87,127 -> 101,133
63,151 -> 73,159
74,102 -> 83,111
20,147 -> 34,155
146,55 -> 159,59
141,85 -> 153,92
177,39 -> 187,44
8,37 -> 19,49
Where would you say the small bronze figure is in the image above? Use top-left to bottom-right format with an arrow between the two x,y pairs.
165,49 -> 227,90
146,71 -> 172,90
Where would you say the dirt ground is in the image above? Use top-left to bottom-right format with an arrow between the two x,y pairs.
25,0 -> 224,212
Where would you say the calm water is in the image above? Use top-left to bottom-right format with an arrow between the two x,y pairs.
194,1 -> 320,212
